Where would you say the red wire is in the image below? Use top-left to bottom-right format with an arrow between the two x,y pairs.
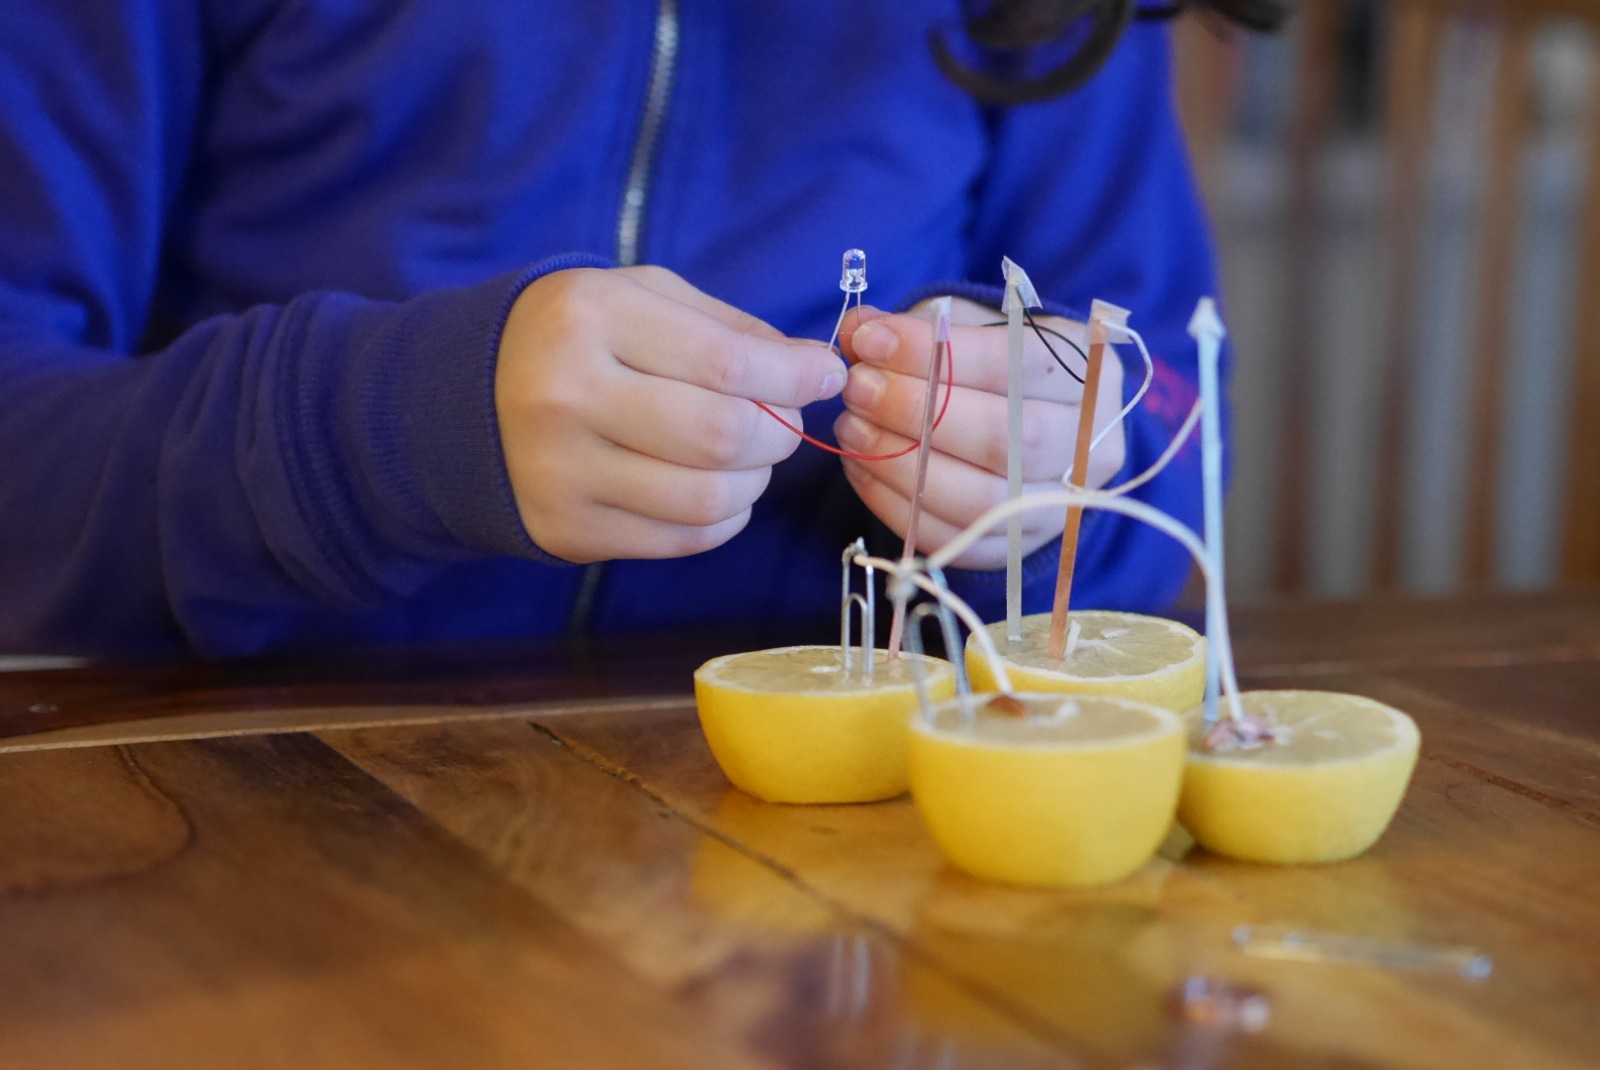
754,335 -> 955,462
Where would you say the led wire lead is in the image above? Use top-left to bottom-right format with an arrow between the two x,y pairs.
839,538 -> 875,682
827,248 -> 867,352
847,550 -> 1010,698
1232,926 -> 1493,980
753,248 -> 956,464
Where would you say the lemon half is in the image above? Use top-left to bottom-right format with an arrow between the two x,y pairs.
694,645 -> 954,804
1178,690 -> 1420,864
966,610 -> 1205,712
909,694 -> 1185,887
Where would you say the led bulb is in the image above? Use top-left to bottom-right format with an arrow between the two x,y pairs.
840,249 -> 868,294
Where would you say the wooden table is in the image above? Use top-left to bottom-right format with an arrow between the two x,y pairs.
2,591 -> 1597,1069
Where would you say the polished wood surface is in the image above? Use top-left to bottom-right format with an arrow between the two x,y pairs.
1,591 -> 1598,1068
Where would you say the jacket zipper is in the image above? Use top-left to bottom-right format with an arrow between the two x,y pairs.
571,0 -> 681,636
615,0 -> 680,267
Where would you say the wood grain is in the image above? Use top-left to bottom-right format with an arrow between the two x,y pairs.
0,622 -> 830,742
322,718 -> 1074,1068
0,746 -> 191,894
0,734 -> 758,1070
549,696 -> 1600,1070
6,590 -> 1597,750
2,594 -> 1598,1068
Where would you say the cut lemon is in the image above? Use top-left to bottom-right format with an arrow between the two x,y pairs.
695,645 -> 954,804
1178,690 -> 1420,864
966,611 -> 1205,712
909,694 -> 1185,887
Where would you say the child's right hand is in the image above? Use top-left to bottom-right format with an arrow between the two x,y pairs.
495,265 -> 847,563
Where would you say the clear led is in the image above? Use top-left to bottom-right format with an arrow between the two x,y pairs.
840,248 -> 868,294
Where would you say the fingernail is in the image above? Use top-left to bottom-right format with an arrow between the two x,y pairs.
843,365 -> 886,411
819,365 -> 847,400
852,320 -> 899,364
836,413 -> 875,450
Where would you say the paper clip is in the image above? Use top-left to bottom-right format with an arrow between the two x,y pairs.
1232,925 -> 1493,980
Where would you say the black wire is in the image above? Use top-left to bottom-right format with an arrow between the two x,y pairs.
980,312 -> 1089,384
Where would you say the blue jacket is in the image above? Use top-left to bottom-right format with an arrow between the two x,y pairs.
0,0 -> 1219,657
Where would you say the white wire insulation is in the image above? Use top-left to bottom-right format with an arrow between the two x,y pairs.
1062,321 -> 1157,485
923,488 -> 1245,723
1190,298 -> 1229,727
1098,398 -> 1201,499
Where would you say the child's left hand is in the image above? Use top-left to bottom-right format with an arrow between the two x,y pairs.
835,297 -> 1126,570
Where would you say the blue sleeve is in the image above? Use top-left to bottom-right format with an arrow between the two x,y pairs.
0,0 -> 587,655
938,22 -> 1217,619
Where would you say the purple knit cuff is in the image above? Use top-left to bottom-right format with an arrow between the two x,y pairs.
387,253 -> 611,565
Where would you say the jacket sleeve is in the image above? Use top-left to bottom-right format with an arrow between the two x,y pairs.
0,1 -> 586,656
937,20 -> 1218,621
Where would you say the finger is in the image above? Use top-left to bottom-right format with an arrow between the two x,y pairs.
840,460 -> 1066,566
510,443 -> 756,563
838,305 -> 890,362
592,444 -> 774,528
597,372 -> 802,471
604,272 -> 847,407
843,312 -> 1091,403
839,370 -> 1080,481
566,504 -> 754,563
617,264 -> 787,341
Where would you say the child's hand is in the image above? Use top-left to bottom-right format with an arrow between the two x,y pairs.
495,266 -> 847,563
836,297 -> 1125,570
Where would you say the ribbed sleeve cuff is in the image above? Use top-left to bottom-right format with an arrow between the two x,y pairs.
367,253 -> 611,565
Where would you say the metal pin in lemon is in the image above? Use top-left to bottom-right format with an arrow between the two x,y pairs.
694,542 -> 954,804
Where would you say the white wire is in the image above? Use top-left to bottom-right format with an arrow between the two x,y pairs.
1098,398 -> 1201,499
825,290 -> 856,354
829,309 -> 1233,719
1062,321 -> 1157,485
923,488 -> 1245,723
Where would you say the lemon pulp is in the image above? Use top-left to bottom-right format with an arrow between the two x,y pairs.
909,694 -> 1185,887
966,610 -> 1205,713
694,645 -> 954,804
1178,690 -> 1420,864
